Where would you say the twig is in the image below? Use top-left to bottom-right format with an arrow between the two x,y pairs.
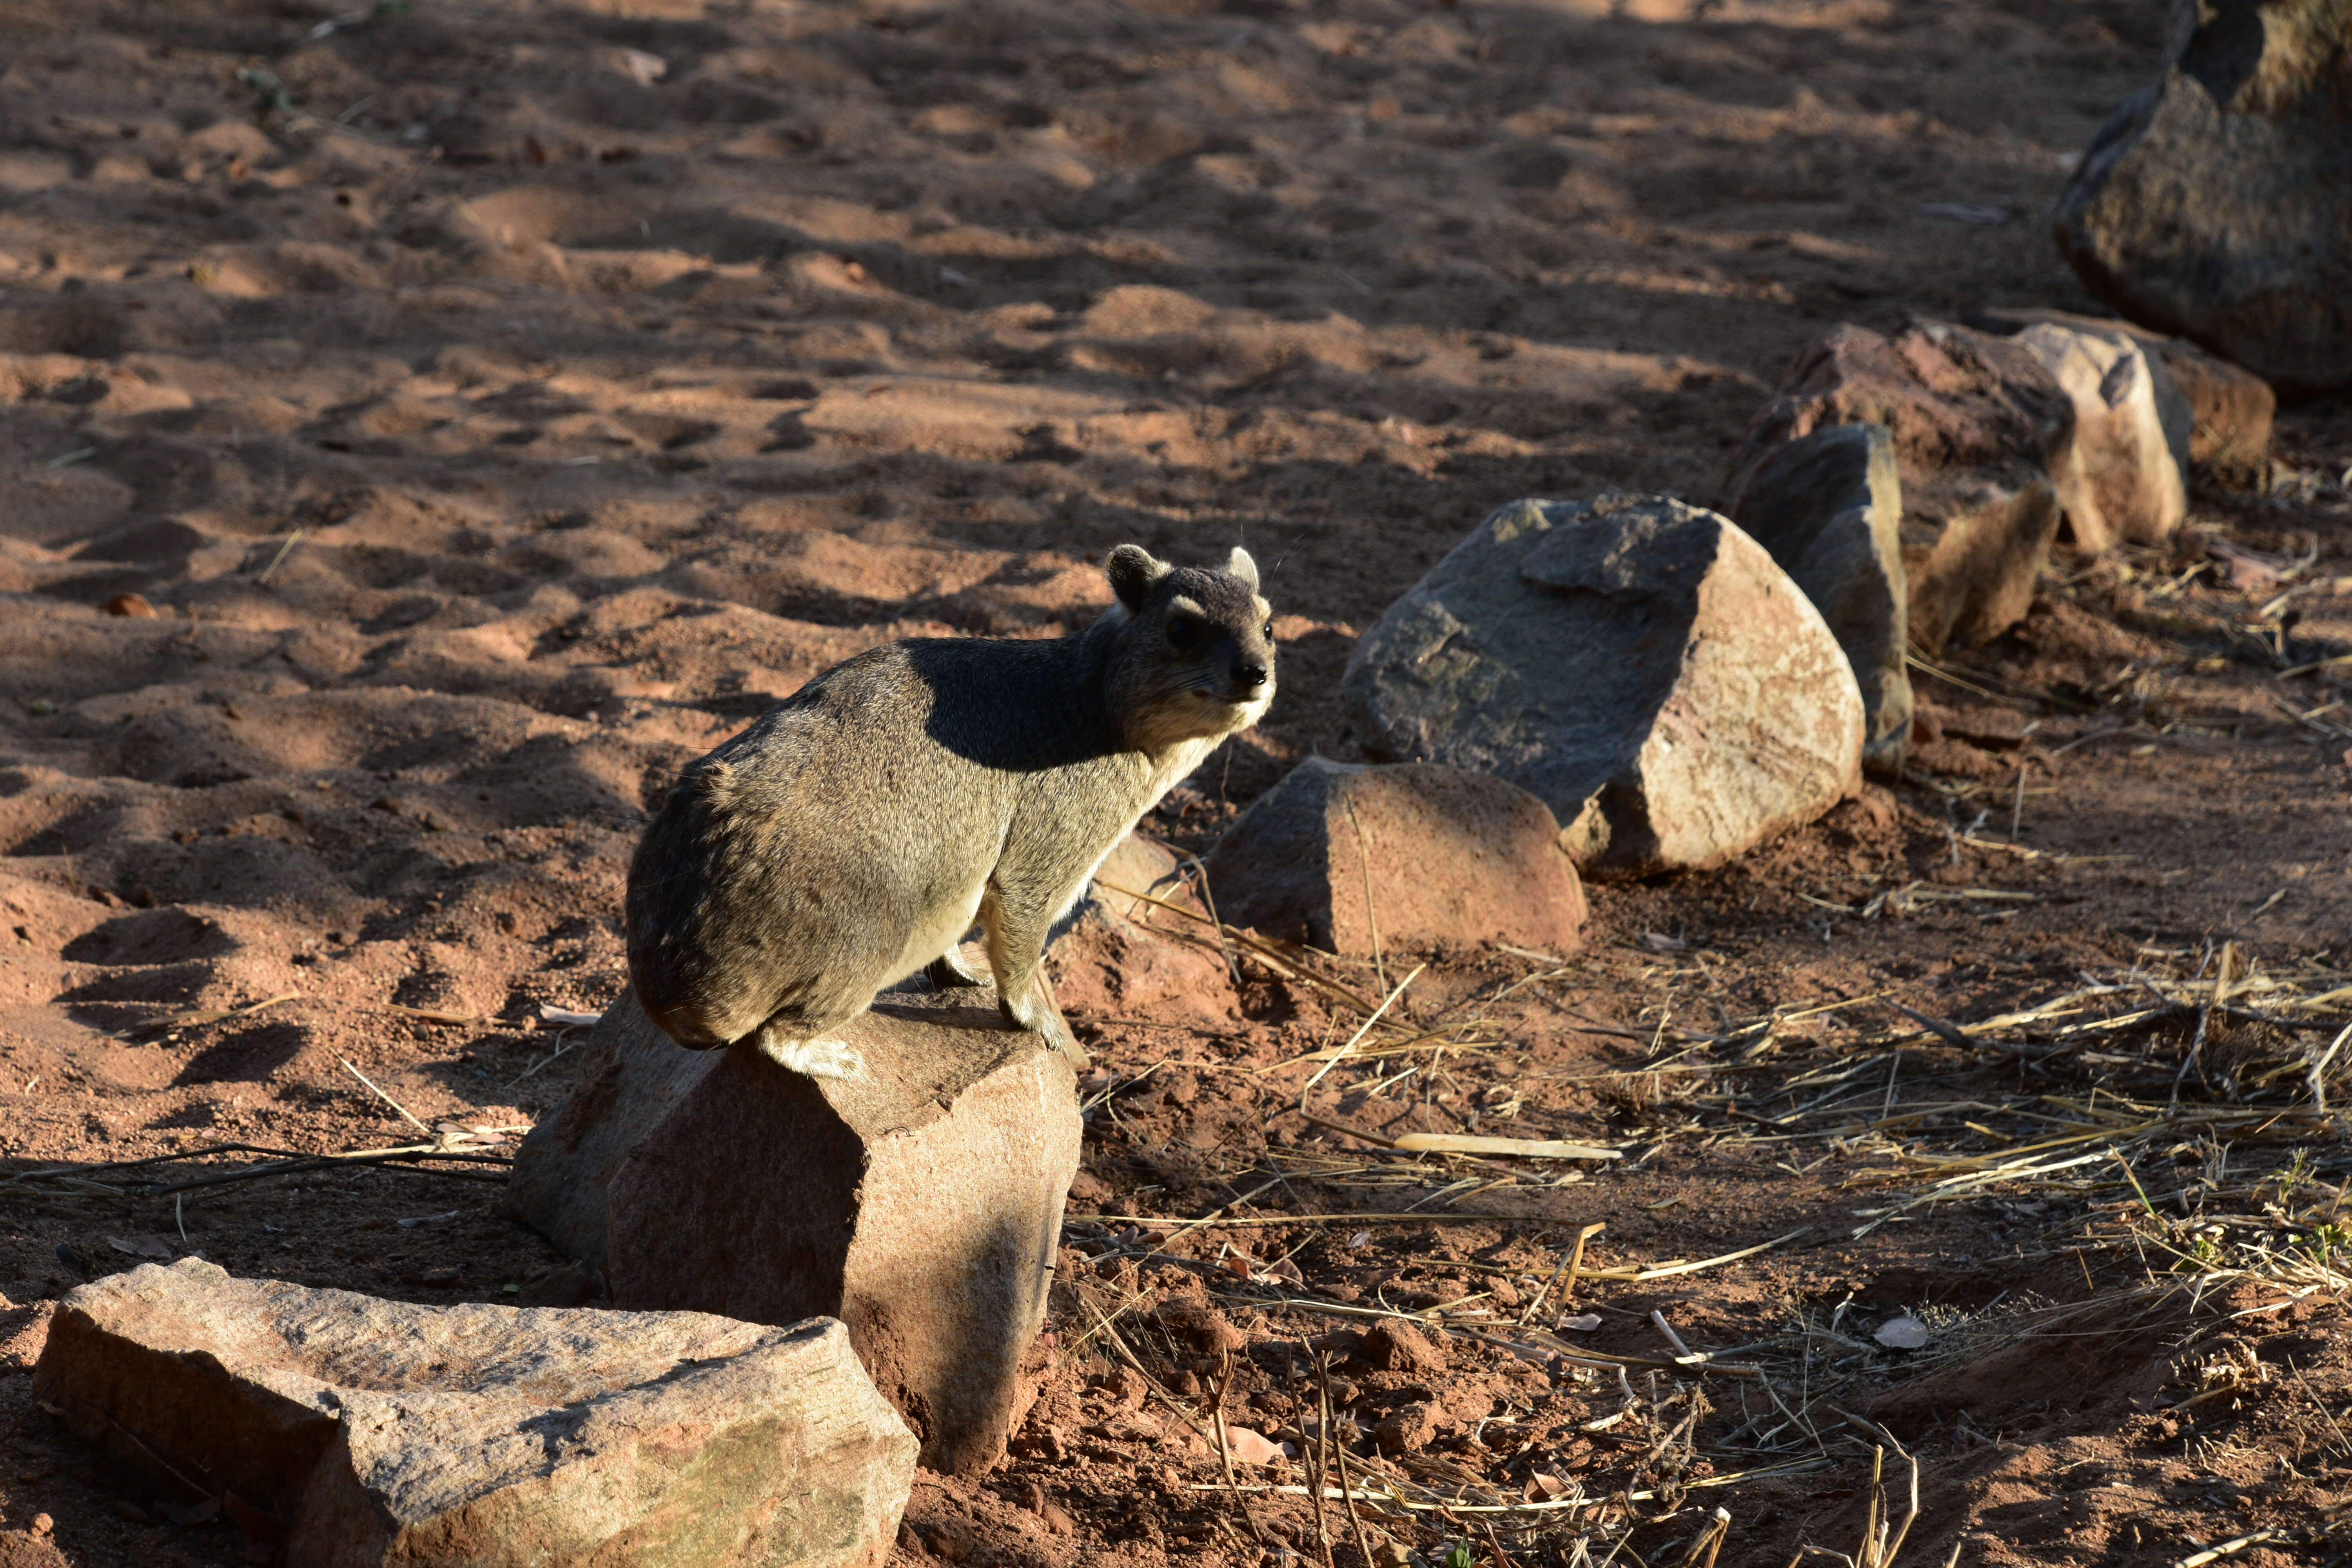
1521,1221 -> 1607,1326
1071,1212 -> 1539,1228
1302,1341 -> 1335,1568
1179,855 -> 1246,995
1192,1457 -> 1830,1512
2174,1528 -> 2296,1567
2308,1021 -> 2351,1113
1096,881 -> 1387,1016
1294,1111 -> 1610,1177
1342,796 -> 1388,998
1316,1349 -> 1376,1568
1388,1131 -> 1622,1160
509,1038 -> 579,1085
339,1058 -> 431,1134
1675,1508 -> 1731,1568
149,1151 -> 511,1194
1212,1350 -> 1270,1546
123,991 -> 299,1038
1303,964 -> 1426,1091
0,1141 -> 516,1200
256,528 -> 305,584
379,1002 -> 478,1025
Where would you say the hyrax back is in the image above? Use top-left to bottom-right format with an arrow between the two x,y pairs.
625,543 -> 1275,1078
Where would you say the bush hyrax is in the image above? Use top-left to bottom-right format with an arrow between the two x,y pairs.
624,543 -> 1275,1079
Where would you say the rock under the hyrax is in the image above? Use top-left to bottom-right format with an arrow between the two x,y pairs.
2053,0 -> 2352,395
1203,757 -> 1587,955
2007,323 -> 2189,552
1342,495 -> 1863,880
1969,305 -> 2274,488
1726,422 -> 1912,780
33,1258 -> 914,1568
509,985 -> 1080,1476
1729,319 -> 2069,654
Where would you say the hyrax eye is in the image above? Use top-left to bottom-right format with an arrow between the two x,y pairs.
1261,621 -> 1273,640
1165,617 -> 1202,650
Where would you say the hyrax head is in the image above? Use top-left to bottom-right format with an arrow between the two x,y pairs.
1102,543 -> 1276,750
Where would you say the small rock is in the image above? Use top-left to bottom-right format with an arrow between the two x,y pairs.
1372,1402 -> 1443,1455
2008,323 -> 2188,552
2053,0 -> 2352,395
1343,495 -> 1863,879
1202,757 -> 1586,954
510,986 -> 1080,1476
103,593 -> 156,618
1729,319 -> 2071,653
1362,1319 -> 1447,1374
1727,421 -> 1913,779
33,1259 -> 915,1568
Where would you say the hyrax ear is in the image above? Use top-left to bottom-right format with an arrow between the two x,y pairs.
1225,546 -> 1259,592
1105,543 -> 1171,612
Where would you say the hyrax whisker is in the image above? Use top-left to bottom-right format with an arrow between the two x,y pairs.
624,543 -> 1277,1079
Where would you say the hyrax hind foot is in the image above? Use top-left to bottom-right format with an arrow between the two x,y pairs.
998,989 -> 1089,1071
756,1033 -> 864,1081
924,947 -> 989,989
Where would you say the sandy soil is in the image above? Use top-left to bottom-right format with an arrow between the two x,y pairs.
3,0 -> 2352,1564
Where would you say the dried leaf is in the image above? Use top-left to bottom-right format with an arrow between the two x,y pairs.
107,1234 -> 174,1259
1874,1314 -> 1932,1350
611,47 -> 667,85
1557,1313 -> 1603,1332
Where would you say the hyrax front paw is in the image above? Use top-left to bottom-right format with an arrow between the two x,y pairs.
759,1035 -> 864,1081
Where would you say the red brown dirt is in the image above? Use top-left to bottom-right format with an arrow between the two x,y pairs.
3,2 -> 2351,1566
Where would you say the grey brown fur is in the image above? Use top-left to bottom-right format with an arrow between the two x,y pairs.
625,544 -> 1275,1079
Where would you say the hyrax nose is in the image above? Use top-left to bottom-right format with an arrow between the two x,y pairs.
1233,661 -> 1269,691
